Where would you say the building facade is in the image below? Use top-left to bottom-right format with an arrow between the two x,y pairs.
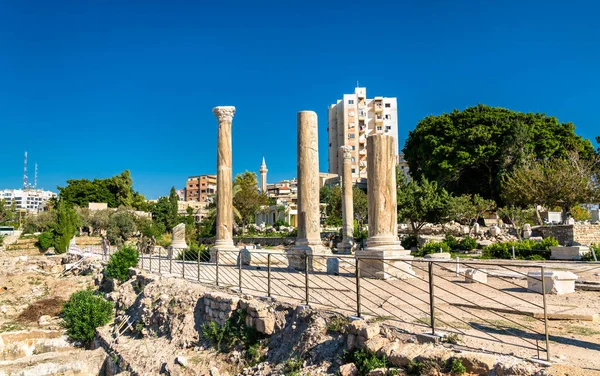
0,189 -> 57,213
328,87 -> 399,178
185,175 -> 217,203
397,153 -> 411,182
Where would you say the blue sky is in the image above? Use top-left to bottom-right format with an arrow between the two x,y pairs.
1,0 -> 599,199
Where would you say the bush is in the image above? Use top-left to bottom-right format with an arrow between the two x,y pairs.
583,244 -> 600,261
481,237 -> 558,260
449,358 -> 466,375
459,236 -> 478,251
202,309 -> 262,353
283,357 -> 303,376
177,243 -> 211,262
62,289 -> 113,344
401,235 -> 418,249
345,349 -> 387,376
104,245 -> 139,282
37,231 -> 54,251
444,234 -> 459,250
416,241 -> 450,257
156,233 -> 172,248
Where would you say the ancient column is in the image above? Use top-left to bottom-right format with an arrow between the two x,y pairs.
211,106 -> 238,262
357,134 -> 414,279
337,146 -> 355,253
289,111 -> 331,271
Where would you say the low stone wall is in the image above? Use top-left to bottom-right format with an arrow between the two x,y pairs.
535,224 -> 600,246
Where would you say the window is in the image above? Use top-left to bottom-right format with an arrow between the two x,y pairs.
376,115 -> 382,120
348,134 -> 355,139
384,114 -> 391,119
348,99 -> 354,104
351,157 -> 356,162
348,122 -> 355,128
348,110 -> 354,116
386,125 -> 392,130
351,168 -> 356,173
377,126 -> 382,131
385,103 -> 391,108
351,146 -> 356,150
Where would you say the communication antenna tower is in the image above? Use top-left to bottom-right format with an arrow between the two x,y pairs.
23,152 -> 28,190
34,163 -> 38,189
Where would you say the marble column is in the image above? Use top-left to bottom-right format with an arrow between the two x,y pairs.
289,111 -> 331,271
357,134 -> 414,279
337,146 -> 355,253
211,106 -> 238,262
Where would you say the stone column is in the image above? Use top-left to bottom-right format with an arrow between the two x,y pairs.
357,134 -> 414,279
211,106 -> 238,262
289,111 -> 331,271
337,146 -> 355,253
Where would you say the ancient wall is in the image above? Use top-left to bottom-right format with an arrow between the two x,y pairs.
535,224 -> 600,246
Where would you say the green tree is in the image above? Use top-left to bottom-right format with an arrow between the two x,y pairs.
52,200 -> 80,254
353,187 -> 368,229
90,209 -> 111,236
497,206 -> 535,239
106,210 -> 137,246
0,199 -> 16,224
502,152 -> 599,221
168,186 -> 180,229
403,104 -> 596,203
232,172 -> 269,232
397,176 -> 450,237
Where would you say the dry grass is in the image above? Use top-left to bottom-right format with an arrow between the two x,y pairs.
18,297 -> 66,323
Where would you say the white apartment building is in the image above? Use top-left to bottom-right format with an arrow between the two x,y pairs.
328,87 -> 399,178
0,189 -> 57,213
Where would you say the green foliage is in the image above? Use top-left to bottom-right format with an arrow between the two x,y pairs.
397,177 -> 449,237
37,231 -> 54,250
272,219 -> 288,230
401,235 -> 418,249
345,349 -> 387,376
582,244 -> 600,261
233,172 -> 270,232
52,200 -> 80,254
104,245 -> 139,282
571,205 -> 591,221
201,309 -> 262,353
246,343 -> 266,366
321,186 -> 368,229
326,315 -> 349,333
137,217 -> 165,238
404,104 -> 596,203
0,199 -> 17,224
459,236 -> 478,251
353,221 -> 368,242
106,210 -> 137,246
0,235 -> 4,246
58,170 -> 146,210
406,360 -> 426,376
497,206 -> 535,235
62,289 -> 113,344
156,233 -> 172,248
449,358 -> 467,375
283,357 -> 303,376
444,234 -> 459,249
481,237 -> 558,260
446,194 -> 495,225
21,211 -> 55,234
415,241 -> 451,257
177,243 -> 210,261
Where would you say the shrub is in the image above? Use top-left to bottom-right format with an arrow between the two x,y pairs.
459,236 -> 478,251
327,315 -> 349,333
202,309 -> 262,353
62,289 -> 113,344
345,349 -> 387,376
401,235 -> 418,250
273,219 -> 288,230
444,234 -> 459,250
583,244 -> 600,261
37,231 -> 54,251
449,358 -> 467,375
481,238 -> 557,260
416,241 -> 450,257
104,245 -> 139,282
156,233 -> 172,248
283,357 -> 303,376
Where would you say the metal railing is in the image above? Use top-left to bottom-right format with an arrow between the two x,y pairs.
85,245 -> 600,363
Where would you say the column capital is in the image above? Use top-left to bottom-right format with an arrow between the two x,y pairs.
340,145 -> 353,160
213,106 -> 236,122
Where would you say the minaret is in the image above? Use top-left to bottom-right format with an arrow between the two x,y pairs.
259,157 -> 268,193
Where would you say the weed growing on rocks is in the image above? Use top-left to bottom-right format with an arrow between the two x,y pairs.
345,349 -> 387,376
283,357 -> 303,376
449,358 -> 466,375
327,315 -> 349,334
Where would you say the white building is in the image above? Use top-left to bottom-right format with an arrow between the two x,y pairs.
328,87 -> 400,178
0,189 -> 57,213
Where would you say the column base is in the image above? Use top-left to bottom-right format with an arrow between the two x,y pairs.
357,246 -> 415,280
336,240 -> 357,254
210,241 -> 239,264
287,244 -> 332,272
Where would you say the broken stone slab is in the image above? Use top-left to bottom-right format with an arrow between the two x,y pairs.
452,352 -> 497,374
527,270 -> 578,295
550,246 -> 591,260
464,268 -> 488,284
424,252 -> 451,259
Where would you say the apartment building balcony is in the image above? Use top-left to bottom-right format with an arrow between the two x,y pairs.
359,148 -> 367,156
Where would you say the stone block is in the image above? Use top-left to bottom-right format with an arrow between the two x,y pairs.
464,268 -> 488,284
364,336 -> 389,354
388,344 -> 427,367
358,323 -> 380,340
424,252 -> 451,259
527,270 -> 578,295
550,246 -> 591,260
453,352 -> 497,374
346,333 -> 357,351
339,363 -> 358,376
255,316 -> 275,335
592,210 -> 599,223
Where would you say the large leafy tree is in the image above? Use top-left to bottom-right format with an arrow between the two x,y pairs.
57,170 -> 147,210
0,199 -> 16,224
501,152 -> 600,221
232,172 -> 269,232
403,104 -> 596,203
397,176 -> 450,237
149,186 -> 180,232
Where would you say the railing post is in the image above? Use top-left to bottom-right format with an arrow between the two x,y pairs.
197,247 -> 201,282
182,251 -> 185,279
267,253 -> 272,297
355,257 -> 361,318
541,266 -> 550,361
238,251 -> 243,292
215,250 -> 220,287
428,262 -> 436,335
158,246 -> 162,275
169,248 -> 172,274
304,254 -> 310,305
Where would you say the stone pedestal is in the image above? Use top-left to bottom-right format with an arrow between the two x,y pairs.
522,223 -> 532,239
527,270 -> 578,295
170,223 -> 188,249
211,106 -> 239,262
357,134 -> 414,279
550,246 -> 591,260
337,146 -> 356,254
289,111 -> 332,272
465,268 -> 488,284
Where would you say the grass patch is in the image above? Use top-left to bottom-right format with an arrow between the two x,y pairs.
567,325 -> 600,336
0,322 -> 25,333
327,315 -> 349,333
